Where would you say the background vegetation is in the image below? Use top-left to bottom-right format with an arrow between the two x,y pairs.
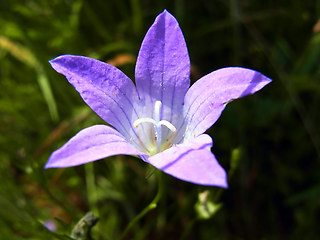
0,0 -> 319,239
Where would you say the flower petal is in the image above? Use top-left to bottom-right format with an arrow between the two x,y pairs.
135,10 -> 190,127
182,67 -> 272,139
49,55 -> 140,140
45,125 -> 147,168
148,134 -> 227,187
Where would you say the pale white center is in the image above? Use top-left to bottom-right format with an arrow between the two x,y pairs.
133,101 -> 177,155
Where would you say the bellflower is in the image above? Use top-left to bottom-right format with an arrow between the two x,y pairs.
45,10 -> 271,187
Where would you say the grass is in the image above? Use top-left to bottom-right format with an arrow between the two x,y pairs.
0,0 -> 319,239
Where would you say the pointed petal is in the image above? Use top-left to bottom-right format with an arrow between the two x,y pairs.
45,125 -> 146,168
135,10 -> 190,127
49,55 -> 140,140
148,134 -> 227,187
182,67 -> 272,139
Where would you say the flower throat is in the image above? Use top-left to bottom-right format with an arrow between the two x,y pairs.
133,101 -> 177,155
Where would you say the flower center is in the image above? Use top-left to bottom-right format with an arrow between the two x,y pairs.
133,101 -> 177,155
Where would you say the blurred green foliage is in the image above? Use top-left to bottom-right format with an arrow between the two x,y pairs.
1,0 -> 320,239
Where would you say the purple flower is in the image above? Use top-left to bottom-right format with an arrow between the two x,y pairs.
43,219 -> 57,232
45,10 -> 271,187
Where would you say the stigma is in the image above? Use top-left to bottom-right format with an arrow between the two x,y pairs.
133,101 -> 177,155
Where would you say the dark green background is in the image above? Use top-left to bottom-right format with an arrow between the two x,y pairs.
1,0 -> 319,239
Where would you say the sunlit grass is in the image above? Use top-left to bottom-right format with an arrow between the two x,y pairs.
0,0 -> 319,239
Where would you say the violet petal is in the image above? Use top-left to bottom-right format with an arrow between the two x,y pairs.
148,134 -> 227,187
49,55 -> 141,140
135,10 -> 190,128
183,67 -> 272,139
45,125 -> 147,168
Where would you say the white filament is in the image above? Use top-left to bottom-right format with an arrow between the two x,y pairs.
133,100 -> 177,153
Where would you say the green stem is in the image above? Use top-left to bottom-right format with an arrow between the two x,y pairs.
119,170 -> 164,240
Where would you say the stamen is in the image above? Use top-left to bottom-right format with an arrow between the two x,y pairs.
150,127 -> 156,146
162,130 -> 177,150
136,132 -> 151,154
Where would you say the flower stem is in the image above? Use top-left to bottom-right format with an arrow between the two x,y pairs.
119,170 -> 164,240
